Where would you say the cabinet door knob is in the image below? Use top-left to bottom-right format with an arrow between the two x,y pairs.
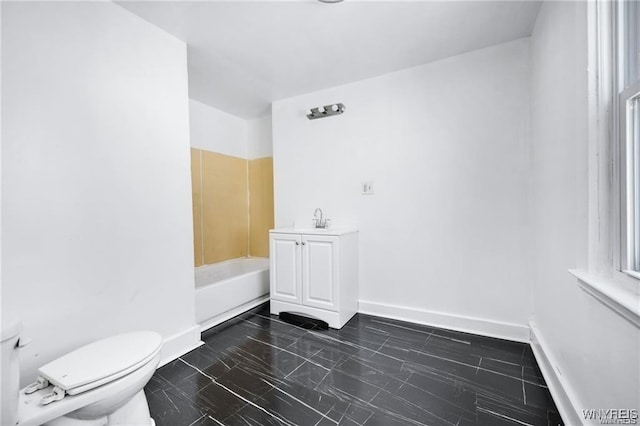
302,242 -> 306,245
296,241 -> 300,246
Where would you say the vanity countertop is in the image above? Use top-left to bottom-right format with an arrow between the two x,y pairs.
270,227 -> 358,236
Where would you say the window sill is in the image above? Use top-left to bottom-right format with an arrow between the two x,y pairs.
569,269 -> 640,329
622,269 -> 640,281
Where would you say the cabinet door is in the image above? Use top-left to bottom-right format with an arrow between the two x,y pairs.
270,233 -> 302,303
301,235 -> 339,311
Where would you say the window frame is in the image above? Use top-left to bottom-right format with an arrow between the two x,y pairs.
620,83 -> 640,277
616,0 -> 640,279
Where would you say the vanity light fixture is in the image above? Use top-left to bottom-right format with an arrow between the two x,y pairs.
306,103 -> 345,120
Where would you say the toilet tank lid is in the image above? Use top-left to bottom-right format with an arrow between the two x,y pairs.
38,331 -> 162,393
1,317 -> 22,342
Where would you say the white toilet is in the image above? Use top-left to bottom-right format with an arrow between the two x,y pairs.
1,319 -> 162,426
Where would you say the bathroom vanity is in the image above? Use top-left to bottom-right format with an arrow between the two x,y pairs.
269,227 -> 358,329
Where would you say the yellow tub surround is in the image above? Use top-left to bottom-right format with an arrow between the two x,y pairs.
249,157 -> 274,257
190,148 -> 273,266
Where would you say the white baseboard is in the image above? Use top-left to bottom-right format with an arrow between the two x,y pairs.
358,300 -> 530,343
199,295 -> 270,333
529,321 -> 582,425
159,324 -> 203,367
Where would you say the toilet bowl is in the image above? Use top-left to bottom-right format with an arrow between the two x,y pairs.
1,320 -> 162,426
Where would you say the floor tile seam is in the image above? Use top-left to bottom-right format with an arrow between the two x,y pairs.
467,378 -> 526,405
310,369 -> 333,393
323,387 -> 378,410
146,378 -> 175,395
368,318 -> 437,336
323,361 -> 394,392
264,384 -> 339,425
429,333 -> 473,346
402,361 -> 478,386
476,406 -> 535,426
473,387 -> 527,410
475,393 -> 556,419
329,401 -> 349,425
253,368 -> 292,390
454,410 -> 479,425
158,388 -> 183,414
338,354 -> 390,375
213,402 -> 252,425
481,356 -> 522,367
158,365 -> 201,388
360,409 -> 376,425
381,336 -> 422,353
213,356 -> 234,372
178,358 -> 297,426
246,335 -> 332,371
519,344 -> 528,366
167,377 -> 243,414
407,348 -> 481,370
323,383 -> 451,426
369,337 -> 390,359
185,412 -> 214,426
309,331 -> 408,364
314,370 -> 388,402
283,355 -> 315,380
420,333 -> 434,352
371,385 -> 465,426
407,349 -> 541,385
205,413 -> 227,426
403,366 -> 526,406
225,363 -> 294,394
397,378 -> 479,417
231,346 -> 294,377
363,403 -> 444,426
281,345 -> 324,368
218,349 -> 271,374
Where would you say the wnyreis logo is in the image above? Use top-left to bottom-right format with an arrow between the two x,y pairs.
582,409 -> 638,424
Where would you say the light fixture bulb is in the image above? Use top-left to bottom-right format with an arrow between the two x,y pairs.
318,106 -> 325,113
306,109 -> 312,115
331,104 -> 339,112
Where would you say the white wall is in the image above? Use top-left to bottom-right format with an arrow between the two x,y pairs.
530,1 -> 640,419
2,2 -> 199,384
248,116 -> 273,160
189,99 -> 272,160
190,98 -> 247,157
272,39 -> 532,340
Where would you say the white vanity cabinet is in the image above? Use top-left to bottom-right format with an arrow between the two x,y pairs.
269,228 -> 358,329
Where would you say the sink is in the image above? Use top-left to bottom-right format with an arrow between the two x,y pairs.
296,228 -> 334,233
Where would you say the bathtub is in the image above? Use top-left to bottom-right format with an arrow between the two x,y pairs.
195,257 -> 270,331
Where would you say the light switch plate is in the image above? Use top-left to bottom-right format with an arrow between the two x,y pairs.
361,181 -> 374,195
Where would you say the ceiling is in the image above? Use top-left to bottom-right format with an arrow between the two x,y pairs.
118,1 -> 541,119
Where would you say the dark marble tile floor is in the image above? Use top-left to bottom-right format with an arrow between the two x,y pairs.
145,303 -> 563,426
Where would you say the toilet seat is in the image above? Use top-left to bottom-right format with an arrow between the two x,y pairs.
32,332 -> 162,402
17,350 -> 161,426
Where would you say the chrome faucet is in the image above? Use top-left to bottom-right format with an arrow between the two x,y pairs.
313,208 -> 329,228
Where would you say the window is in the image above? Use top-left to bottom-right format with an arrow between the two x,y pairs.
618,0 -> 640,275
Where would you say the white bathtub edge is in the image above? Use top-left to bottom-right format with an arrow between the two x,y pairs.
196,268 -> 269,325
158,324 -> 203,367
196,269 -> 266,289
200,295 -> 270,333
